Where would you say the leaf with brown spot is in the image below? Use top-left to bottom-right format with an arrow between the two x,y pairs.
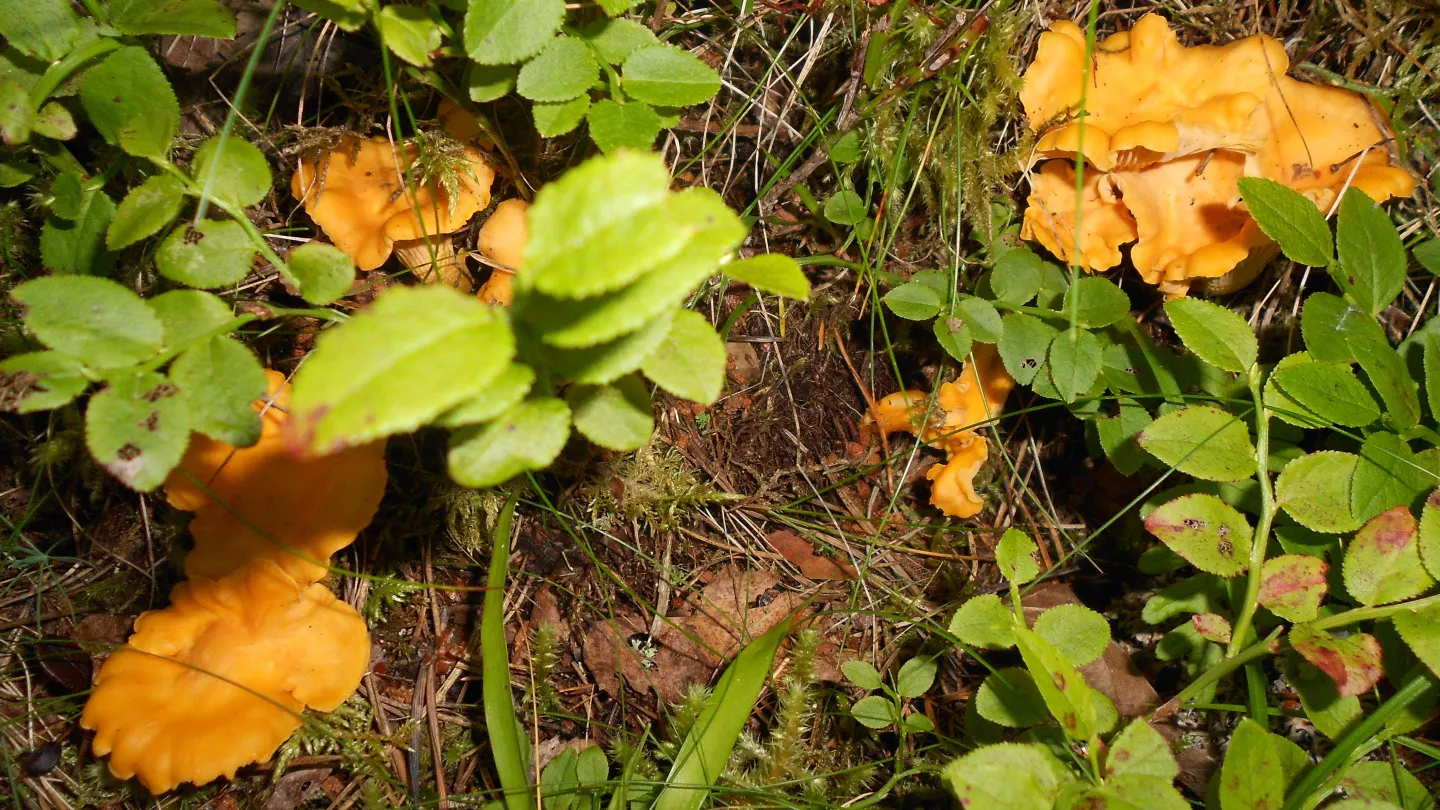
1343,506 -> 1435,606
766,530 -> 856,580
1289,623 -> 1384,698
1258,554 -> 1328,622
1191,613 -> 1232,645
1143,493 -> 1253,577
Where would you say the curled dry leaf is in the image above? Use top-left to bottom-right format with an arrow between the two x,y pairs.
767,530 -> 857,580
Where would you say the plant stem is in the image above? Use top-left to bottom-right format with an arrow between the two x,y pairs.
159,162 -> 299,288
30,38 -> 120,110
1312,591 -> 1440,631
1227,366 -> 1275,658
1156,627 -> 1282,718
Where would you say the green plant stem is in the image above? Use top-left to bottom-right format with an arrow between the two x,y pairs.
1158,627 -> 1282,716
159,162 -> 299,287
1311,591 -> 1440,630
1280,670 -> 1437,810
483,492 -> 534,810
30,38 -> 120,110
1227,366 -> 1276,658
1244,662 -> 1269,729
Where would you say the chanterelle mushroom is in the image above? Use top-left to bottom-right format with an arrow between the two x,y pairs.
867,345 -> 1016,518
475,198 -> 529,307
165,370 -> 387,585
291,134 -> 495,291
81,559 -> 370,794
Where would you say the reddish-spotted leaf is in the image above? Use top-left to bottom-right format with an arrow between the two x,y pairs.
1289,623 -> 1384,697
1258,554 -> 1329,622
1143,493 -> 1253,577
1192,613 -> 1232,644
1343,506 -> 1435,607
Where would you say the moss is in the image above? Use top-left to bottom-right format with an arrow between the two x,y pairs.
580,442 -> 740,534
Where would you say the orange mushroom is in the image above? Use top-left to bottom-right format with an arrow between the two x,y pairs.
81,559 -> 370,794
867,345 -> 1016,518
290,135 -> 495,291
1019,161 -> 1137,273
475,198 -> 529,307
165,370 -> 387,585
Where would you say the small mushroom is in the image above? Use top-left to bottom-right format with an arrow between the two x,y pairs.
475,198 -> 529,307
80,559 -> 370,794
290,135 -> 495,291
165,370 -> 387,585
867,345 -> 1016,518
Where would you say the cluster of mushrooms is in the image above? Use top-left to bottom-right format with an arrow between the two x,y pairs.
1019,13 -> 1417,296
80,372 -> 388,792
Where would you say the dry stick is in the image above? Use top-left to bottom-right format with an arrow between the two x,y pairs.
831,331 -> 894,494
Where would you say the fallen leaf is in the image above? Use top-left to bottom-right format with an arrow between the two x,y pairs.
767,530 -> 857,580
1021,582 -> 1160,717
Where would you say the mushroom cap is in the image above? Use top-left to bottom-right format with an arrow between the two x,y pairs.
165,370 -> 388,585
1021,14 -> 1288,171
476,199 -> 529,307
290,135 -> 495,271
927,438 -> 988,519
80,559 -> 370,794
1020,161 -> 1138,272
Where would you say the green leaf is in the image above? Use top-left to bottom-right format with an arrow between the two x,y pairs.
1351,433 -> 1429,523
576,746 -> 607,787
0,78 -> 33,146
1301,293 -> 1386,365
290,0 -> 372,31
622,44 -> 721,107
1105,720 -> 1179,781
579,17 -> 658,64
542,748 -> 580,810
1272,360 -> 1378,427
1422,491 -> 1440,581
586,99 -> 661,153
1286,655 -> 1360,739
79,47 -> 180,160
0,0 -> 80,62
107,174 -> 185,250
1264,353 -> 1326,428
1349,334 -> 1421,430
288,241 -> 356,305
107,0 -> 237,38
1257,554 -> 1328,622
479,497 -> 529,810
991,247 -> 1044,305
377,4 -> 442,67
1414,239 -> 1440,276
33,101 -> 75,141
1336,761 -> 1434,810
1289,623 -> 1383,697
1237,177 -> 1333,267
640,308 -> 725,405
148,289 -> 232,346
996,528 -> 1040,586
656,620 -> 790,810
85,371 -> 190,491
840,659 -> 883,690
895,656 -> 936,699
532,94 -> 590,137
1164,297 -> 1258,373
948,594 -> 1014,650
1344,506 -> 1435,607
40,187 -> 116,274
0,351 -> 89,413
291,286 -> 516,452
567,375 -> 653,451
1142,574 -> 1223,624
1424,332 -> 1440,423
975,668 -> 1048,727
998,313 -> 1059,385
1143,493 -> 1253,576
191,136 -> 272,209
933,316 -> 973,364
723,254 -> 809,300
1033,604 -> 1110,667
1048,329 -> 1103,404
155,219 -> 257,289
1217,718 -> 1284,810
956,297 -> 1003,344
12,276 -> 162,368
169,336 -> 266,446
1013,627 -> 1095,740
1063,277 -> 1130,328
1335,189 -> 1407,315
1393,605 -> 1440,681
849,694 -> 895,729
468,64 -> 518,103
822,189 -> 866,226
941,743 -> 1070,810
465,0 -> 564,65
1096,399 -> 1151,476
1276,451 -> 1363,533
517,36 -> 598,102
48,173 -> 84,221
883,282 -> 942,321
447,397 -> 571,488
1137,405 -> 1256,482
436,363 -> 535,428
549,309 -> 673,387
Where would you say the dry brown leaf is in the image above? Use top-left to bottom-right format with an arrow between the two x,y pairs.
767,530 -> 857,580
1021,582 -> 1159,717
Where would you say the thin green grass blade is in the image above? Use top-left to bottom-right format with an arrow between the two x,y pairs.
483,492 -> 535,810
655,618 -> 792,810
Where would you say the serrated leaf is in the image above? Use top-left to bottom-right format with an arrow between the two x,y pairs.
108,0 -> 237,38
108,174 -> 185,250
1272,360 -> 1378,427
1143,493 -> 1253,576
1218,718 -> 1284,810
567,375 -> 653,451
1264,353 -> 1327,428
1301,292 -> 1386,364
517,36 -> 598,102
435,363 -> 535,428
933,316 -> 973,364
1258,555 -> 1328,622
991,247 -> 1044,305
1191,613 -> 1232,644
0,0 -> 80,62
79,47 -> 179,160
622,44 -> 721,107
975,668 -> 1048,727
40,187 -> 115,274
155,219 -> 257,289
12,276 -> 162,368
840,660 -> 883,690
532,94 -> 590,137
1237,177 -> 1333,267
33,101 -> 76,141
169,336 -> 265,446
1137,405 -> 1256,482
586,99 -> 661,153
1013,626 -> 1096,740
1349,334 -> 1420,430
996,528 -> 1040,585
1336,760 -> 1434,810
1289,623 -> 1383,697
723,254 -> 809,300
469,64 -> 517,103
1048,329 -> 1103,404
1352,433 -> 1429,523
544,308 -> 673,387
290,0 -> 372,31
948,594 -> 1014,650
941,743 -> 1070,810
997,313 -> 1058,385
639,308 -> 725,405
447,397 -> 571,488
1033,603 -> 1110,667
1276,451 -> 1363,533
1422,491 -> 1440,580
1143,574 -> 1223,624
1413,239 -> 1440,276
579,18 -> 658,65
0,351 -> 89,413
849,694 -> 895,729
1105,720 -> 1178,781
883,282 -> 942,321
148,289 -> 232,346
1096,399 -> 1151,476
956,297 -> 1003,344
288,241 -> 356,305
1344,506 -> 1434,606
48,173 -> 83,220
0,77 -> 32,146
1393,605 -> 1440,681
1164,297 -> 1258,373
291,286 -> 515,452
377,4 -> 442,67
1335,189 -> 1407,315
191,136 -> 272,209
1063,277 -> 1130,328
895,656 -> 936,699
85,371 -> 190,491
465,0 -> 564,65
1286,655 -> 1361,739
